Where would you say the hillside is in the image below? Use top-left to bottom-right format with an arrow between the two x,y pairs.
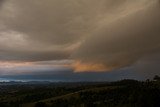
0,78 -> 160,107
24,80 -> 160,107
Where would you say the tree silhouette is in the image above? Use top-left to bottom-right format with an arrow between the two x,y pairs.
154,75 -> 160,81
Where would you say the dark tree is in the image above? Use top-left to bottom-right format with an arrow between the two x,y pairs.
154,75 -> 160,81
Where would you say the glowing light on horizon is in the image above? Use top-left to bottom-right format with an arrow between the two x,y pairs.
72,61 -> 111,72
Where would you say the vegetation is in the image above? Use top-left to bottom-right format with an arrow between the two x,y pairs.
0,76 -> 160,107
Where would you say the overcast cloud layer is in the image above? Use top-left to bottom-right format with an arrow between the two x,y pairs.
0,0 -> 160,80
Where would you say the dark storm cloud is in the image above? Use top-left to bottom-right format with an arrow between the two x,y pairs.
0,0 -> 159,77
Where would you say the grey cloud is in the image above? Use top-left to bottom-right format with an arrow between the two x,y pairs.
0,0 -> 133,62
0,49 -> 70,62
72,0 -> 160,71
130,53 -> 160,79
1,0 -> 93,44
0,0 -> 4,7
0,0 -> 159,74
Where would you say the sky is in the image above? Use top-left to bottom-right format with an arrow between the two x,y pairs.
0,0 -> 160,81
